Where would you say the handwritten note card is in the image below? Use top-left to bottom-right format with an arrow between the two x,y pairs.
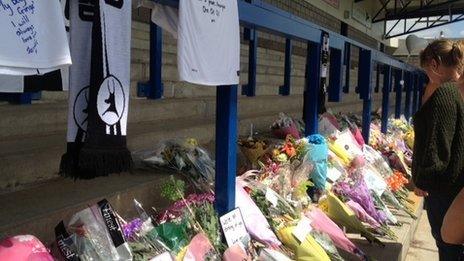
197,0 -> 226,23
219,208 -> 250,248
0,0 -> 38,54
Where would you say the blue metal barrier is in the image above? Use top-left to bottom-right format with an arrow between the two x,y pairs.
358,49 -> 373,142
328,48 -> 343,102
394,70 -> 403,118
148,0 -> 419,215
304,40 -> 322,136
215,85 -> 238,216
279,39 -> 292,96
381,65 -> 392,133
343,43 -> 351,93
242,28 -> 257,97
137,23 -> 164,99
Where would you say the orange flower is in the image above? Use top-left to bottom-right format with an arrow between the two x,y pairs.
282,143 -> 296,158
387,171 -> 409,192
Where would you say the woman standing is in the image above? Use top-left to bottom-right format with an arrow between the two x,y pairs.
441,40 -> 464,248
413,39 -> 464,260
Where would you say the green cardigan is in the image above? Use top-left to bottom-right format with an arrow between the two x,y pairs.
412,82 -> 464,195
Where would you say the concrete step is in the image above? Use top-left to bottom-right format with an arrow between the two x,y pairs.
0,170 -> 182,245
344,194 -> 424,261
0,95 -> 304,139
0,103 -> 301,191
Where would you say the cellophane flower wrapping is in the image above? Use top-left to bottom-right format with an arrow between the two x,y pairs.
133,139 -> 215,183
238,138 -> 268,167
235,180 -> 281,247
156,193 -> 215,224
351,126 -> 365,147
152,221 -> 190,254
223,244 -> 250,261
345,200 -> 381,229
258,248 -> 293,261
305,207 -> 364,259
318,116 -> 340,137
334,130 -> 364,157
318,192 -> 383,246
306,134 -> 328,190
271,113 -> 301,139
276,226 -> 331,261
183,233 -> 216,261
66,200 -> 133,261
310,230 -> 344,261
333,176 -> 388,225
0,235 -> 54,261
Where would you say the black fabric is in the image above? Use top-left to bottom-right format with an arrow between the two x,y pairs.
425,193 -> 464,261
78,0 -> 132,177
23,69 -> 63,92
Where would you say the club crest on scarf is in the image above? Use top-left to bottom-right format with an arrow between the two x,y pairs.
97,75 -> 125,135
73,86 -> 90,141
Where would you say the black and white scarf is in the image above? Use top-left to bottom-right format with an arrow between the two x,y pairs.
61,0 -> 132,178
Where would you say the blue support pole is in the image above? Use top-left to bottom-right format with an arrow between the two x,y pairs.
358,49 -> 373,142
394,70 -> 403,119
279,38 -> 292,96
0,92 -> 33,104
404,72 -> 412,120
215,85 -> 238,215
343,43 -> 351,93
375,64 -> 381,93
304,40 -> 322,136
137,22 -> 164,99
242,28 -> 257,97
328,48 -> 343,102
381,65 -> 392,134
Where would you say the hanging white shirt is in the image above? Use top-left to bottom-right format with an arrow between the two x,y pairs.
0,0 -> 71,76
177,0 -> 240,86
151,3 -> 178,38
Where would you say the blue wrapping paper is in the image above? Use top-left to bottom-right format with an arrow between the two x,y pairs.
307,134 -> 329,189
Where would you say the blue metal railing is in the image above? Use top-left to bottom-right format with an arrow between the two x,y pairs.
144,0 -> 424,215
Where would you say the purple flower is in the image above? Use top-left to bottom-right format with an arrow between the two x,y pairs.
334,178 -> 388,224
123,218 -> 143,241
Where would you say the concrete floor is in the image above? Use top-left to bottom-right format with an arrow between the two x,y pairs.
405,212 -> 439,261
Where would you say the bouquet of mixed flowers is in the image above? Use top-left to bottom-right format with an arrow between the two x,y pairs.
238,137 -> 269,167
133,138 -> 215,184
271,113 -> 301,139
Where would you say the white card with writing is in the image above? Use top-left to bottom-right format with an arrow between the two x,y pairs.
265,188 -> 279,207
327,166 -> 342,183
220,208 -> 251,248
292,216 -> 313,243
363,169 -> 387,196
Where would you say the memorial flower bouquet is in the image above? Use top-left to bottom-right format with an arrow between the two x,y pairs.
133,138 -> 215,183
238,137 -> 269,167
271,112 -> 301,139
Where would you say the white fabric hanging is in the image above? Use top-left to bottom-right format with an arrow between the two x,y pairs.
0,0 -> 71,76
150,3 -> 178,38
177,0 -> 240,86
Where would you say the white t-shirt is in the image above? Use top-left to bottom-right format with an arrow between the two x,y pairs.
177,0 -> 240,86
0,0 -> 71,76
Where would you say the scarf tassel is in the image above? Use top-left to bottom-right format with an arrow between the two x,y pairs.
78,146 -> 132,177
